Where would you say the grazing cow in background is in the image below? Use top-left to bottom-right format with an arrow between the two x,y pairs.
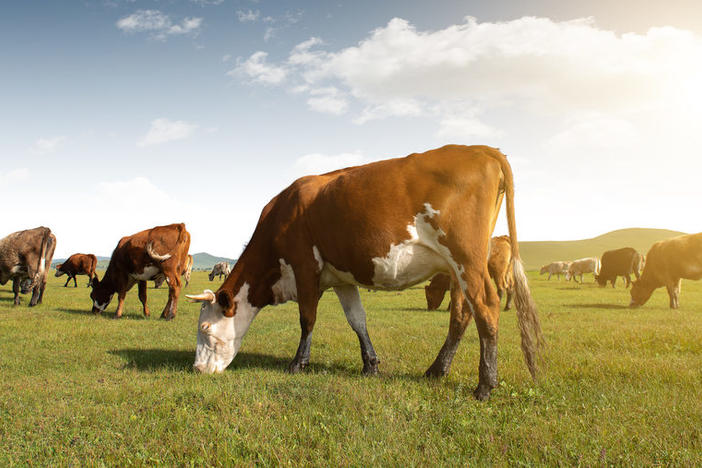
187,145 -> 544,401
0,226 -> 56,306
425,235 -> 514,311
55,253 -> 98,287
630,233 -> 702,309
90,223 -> 191,319
595,247 -> 644,288
154,254 -> 193,288
208,262 -> 231,281
565,257 -> 601,283
539,261 -> 571,280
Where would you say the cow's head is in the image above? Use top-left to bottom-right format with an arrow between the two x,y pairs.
54,264 -> 65,277
208,271 -> 215,281
539,265 -> 547,275
187,285 -> 259,374
20,277 -> 33,294
425,285 -> 446,310
594,274 -> 607,287
629,280 -> 653,308
89,277 -> 113,314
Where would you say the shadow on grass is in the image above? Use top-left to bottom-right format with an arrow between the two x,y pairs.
569,303 -> 630,310
109,349 -> 356,375
56,307 -> 149,320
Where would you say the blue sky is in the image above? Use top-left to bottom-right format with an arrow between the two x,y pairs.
2,1 -> 701,258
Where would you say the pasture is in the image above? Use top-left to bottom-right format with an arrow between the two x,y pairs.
1,271 -> 701,465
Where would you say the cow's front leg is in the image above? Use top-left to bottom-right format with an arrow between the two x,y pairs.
334,285 -> 379,375
288,273 -> 320,374
73,275 -> 78,288
64,276 -> 71,287
138,281 -> 150,317
624,274 -> 631,288
114,291 -> 127,318
12,278 -> 21,306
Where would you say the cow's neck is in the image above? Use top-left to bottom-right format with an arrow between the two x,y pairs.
219,242 -> 278,311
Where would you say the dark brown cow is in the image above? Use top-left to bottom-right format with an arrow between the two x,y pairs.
154,254 -> 193,288
425,236 -> 514,311
630,233 -> 702,309
55,253 -> 98,287
90,223 -> 191,319
187,145 -> 543,400
0,226 -> 56,306
595,247 -> 644,288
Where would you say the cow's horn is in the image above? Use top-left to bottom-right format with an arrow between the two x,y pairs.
186,290 -> 216,303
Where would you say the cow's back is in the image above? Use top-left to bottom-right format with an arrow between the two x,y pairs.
644,234 -> 702,282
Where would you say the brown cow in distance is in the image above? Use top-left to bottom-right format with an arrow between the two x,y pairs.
55,253 -> 98,287
187,145 -> 543,401
0,226 -> 56,306
595,247 -> 644,288
630,233 -> 702,309
90,223 -> 191,319
154,254 -> 193,289
425,236 -> 514,311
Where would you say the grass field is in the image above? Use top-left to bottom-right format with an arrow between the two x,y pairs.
1,270 -> 701,465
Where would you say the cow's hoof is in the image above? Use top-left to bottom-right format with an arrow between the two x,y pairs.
473,384 -> 492,401
287,361 -> 307,374
424,365 -> 449,379
362,360 -> 379,376
113,314 -> 123,320
160,313 -> 175,321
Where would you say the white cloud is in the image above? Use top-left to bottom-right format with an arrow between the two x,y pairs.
191,0 -> 224,5
0,168 -> 29,184
116,10 -> 203,40
294,152 -> 371,176
138,118 -> 198,146
236,9 -> 260,22
306,87 -> 348,115
436,115 -> 504,140
263,27 -> 275,42
31,136 -> 66,154
231,51 -> 287,84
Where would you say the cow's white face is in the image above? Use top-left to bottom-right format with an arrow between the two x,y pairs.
194,297 -> 236,374
189,284 -> 259,374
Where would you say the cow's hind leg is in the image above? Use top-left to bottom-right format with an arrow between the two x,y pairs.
12,278 -> 21,306
472,272 -> 501,400
667,279 -> 682,309
72,275 -> 78,288
138,281 -> 150,317
334,285 -> 379,375
504,288 -> 513,311
425,280 -> 474,378
160,273 -> 181,320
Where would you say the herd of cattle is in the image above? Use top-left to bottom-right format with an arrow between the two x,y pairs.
1,145 -> 701,400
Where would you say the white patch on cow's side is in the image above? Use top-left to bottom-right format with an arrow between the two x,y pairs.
271,259 -> 297,304
312,246 -> 324,273
193,283 -> 261,374
10,265 -> 24,275
131,265 -> 160,281
371,203 -> 464,291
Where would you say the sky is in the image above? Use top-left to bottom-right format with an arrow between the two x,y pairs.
1,0 -> 701,259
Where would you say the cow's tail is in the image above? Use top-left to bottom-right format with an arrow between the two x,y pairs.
489,151 -> 545,379
89,254 -> 98,285
146,242 -> 172,262
35,227 -> 53,285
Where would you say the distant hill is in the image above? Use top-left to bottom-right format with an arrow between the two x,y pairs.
520,228 -> 686,271
52,252 -> 236,271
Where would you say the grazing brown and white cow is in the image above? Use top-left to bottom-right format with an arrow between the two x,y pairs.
425,236 -> 514,311
208,262 -> 231,281
630,233 -> 702,309
0,226 -> 56,306
565,257 -> 601,283
187,145 -> 543,400
154,254 -> 193,288
55,253 -> 98,288
539,261 -> 571,280
595,247 -> 644,288
90,223 -> 191,319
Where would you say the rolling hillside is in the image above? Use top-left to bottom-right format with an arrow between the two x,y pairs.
52,253 -> 236,271
519,228 -> 686,271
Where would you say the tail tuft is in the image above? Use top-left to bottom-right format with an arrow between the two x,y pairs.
512,259 -> 545,379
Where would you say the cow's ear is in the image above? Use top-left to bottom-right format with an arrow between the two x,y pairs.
216,290 -> 236,317
91,276 -> 100,288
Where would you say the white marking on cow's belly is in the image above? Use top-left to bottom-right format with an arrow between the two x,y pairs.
312,246 -> 324,273
319,263 -> 365,290
131,265 -> 160,281
271,259 -> 297,304
371,203 -> 459,290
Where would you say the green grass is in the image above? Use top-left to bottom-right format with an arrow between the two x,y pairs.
520,228 -> 685,270
1,271 -> 701,466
